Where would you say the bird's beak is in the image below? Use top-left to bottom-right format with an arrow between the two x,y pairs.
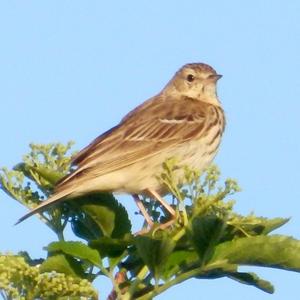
208,74 -> 222,81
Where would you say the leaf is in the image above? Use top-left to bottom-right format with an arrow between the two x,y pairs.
89,236 -> 132,258
14,163 -> 63,186
39,254 -> 85,278
211,235 -> 300,272
46,241 -> 101,267
228,272 -> 274,294
135,235 -> 176,277
228,215 -> 290,237
71,214 -> 103,241
190,215 -> 226,263
259,217 -> 290,235
72,193 -> 131,238
195,262 -> 237,279
161,250 -> 199,280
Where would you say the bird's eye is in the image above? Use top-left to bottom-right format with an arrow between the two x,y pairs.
186,74 -> 195,82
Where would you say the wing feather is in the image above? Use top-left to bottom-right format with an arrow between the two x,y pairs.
57,96 -> 215,188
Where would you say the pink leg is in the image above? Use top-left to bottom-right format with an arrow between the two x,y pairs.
133,194 -> 153,227
146,189 -> 176,217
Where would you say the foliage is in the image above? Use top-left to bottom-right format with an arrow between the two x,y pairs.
0,252 -> 97,300
0,142 -> 300,299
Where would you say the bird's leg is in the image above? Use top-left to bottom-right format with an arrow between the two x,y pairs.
132,194 -> 153,227
146,189 -> 177,229
146,189 -> 176,217
133,190 -> 177,234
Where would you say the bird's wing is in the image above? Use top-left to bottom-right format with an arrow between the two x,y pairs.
16,97 -> 219,224
57,96 -> 218,187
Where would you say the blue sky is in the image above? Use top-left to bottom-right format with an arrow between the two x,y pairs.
1,1 -> 300,299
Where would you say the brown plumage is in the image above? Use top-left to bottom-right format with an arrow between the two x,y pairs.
17,63 -> 225,225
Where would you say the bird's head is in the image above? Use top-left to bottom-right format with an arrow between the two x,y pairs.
164,63 -> 222,106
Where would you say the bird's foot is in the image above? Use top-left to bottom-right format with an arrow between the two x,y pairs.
135,217 -> 176,235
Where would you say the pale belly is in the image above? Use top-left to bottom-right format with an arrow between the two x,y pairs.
76,134 -> 221,196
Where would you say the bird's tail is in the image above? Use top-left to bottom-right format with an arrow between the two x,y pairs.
15,189 -> 72,225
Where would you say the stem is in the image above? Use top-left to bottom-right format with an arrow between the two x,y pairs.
160,178 -> 183,202
172,227 -> 186,242
109,269 -> 124,300
137,262 -> 227,300
124,265 -> 149,300
100,264 -> 124,300
227,221 -> 251,237
136,266 -> 149,281
56,230 -> 65,241
181,205 -> 188,226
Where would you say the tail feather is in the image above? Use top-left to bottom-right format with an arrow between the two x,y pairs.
15,190 -> 72,225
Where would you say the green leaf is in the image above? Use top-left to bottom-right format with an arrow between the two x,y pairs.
89,236 -> 132,258
135,235 -> 176,277
228,272 -> 274,294
228,215 -> 290,237
195,262 -> 237,279
161,250 -> 199,280
211,235 -> 300,272
72,193 -> 131,238
40,254 -> 85,278
14,162 -> 63,186
259,217 -> 290,235
190,215 -> 226,263
71,214 -> 103,241
46,241 -> 101,267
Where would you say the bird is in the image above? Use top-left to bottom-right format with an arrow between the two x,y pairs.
17,63 -> 225,227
